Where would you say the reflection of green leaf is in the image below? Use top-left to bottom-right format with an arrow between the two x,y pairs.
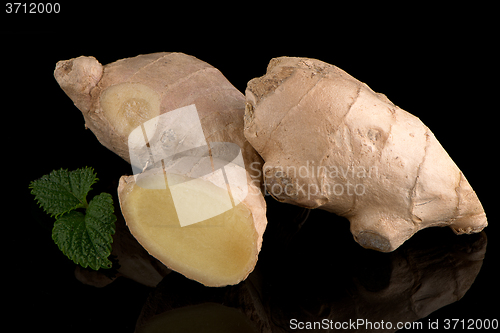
30,167 -> 115,270
29,167 -> 97,217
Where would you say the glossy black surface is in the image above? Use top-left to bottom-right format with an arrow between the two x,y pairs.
7,8 -> 496,332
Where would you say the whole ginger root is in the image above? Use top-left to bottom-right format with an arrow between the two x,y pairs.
54,52 -> 267,286
244,56 -> 487,252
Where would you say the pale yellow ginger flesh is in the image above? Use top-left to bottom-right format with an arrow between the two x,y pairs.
119,171 -> 260,287
99,82 -> 161,138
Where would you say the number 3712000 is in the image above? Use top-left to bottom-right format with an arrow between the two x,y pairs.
444,319 -> 498,330
6,3 -> 60,14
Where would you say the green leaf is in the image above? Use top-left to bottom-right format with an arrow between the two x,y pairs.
31,167 -> 116,270
52,192 -> 116,270
29,167 -> 98,217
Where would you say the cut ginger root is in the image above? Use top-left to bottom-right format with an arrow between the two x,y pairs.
118,169 -> 266,287
99,82 -> 161,138
53,52 -> 262,178
54,52 -> 267,286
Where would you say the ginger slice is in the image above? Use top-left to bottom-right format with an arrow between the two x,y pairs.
118,170 -> 261,287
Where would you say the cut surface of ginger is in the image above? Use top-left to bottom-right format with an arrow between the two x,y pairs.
120,172 -> 258,286
100,82 -> 161,137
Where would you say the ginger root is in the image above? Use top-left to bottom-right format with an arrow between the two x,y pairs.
118,166 -> 267,287
244,56 -> 487,252
54,53 -> 261,177
55,52 -> 267,286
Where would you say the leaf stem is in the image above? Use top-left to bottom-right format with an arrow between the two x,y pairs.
81,197 -> 89,209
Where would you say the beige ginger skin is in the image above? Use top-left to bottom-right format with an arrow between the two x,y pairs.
53,53 -> 261,179
244,56 -> 487,252
54,52 -> 267,286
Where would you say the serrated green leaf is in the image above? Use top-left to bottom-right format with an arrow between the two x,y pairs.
29,167 -> 97,217
52,192 -> 116,270
86,192 -> 116,259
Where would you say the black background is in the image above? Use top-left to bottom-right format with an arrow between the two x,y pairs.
4,3 -> 497,332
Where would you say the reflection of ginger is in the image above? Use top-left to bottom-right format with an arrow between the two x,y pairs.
263,213 -> 487,332
245,57 -> 487,252
54,53 -> 267,287
135,207 -> 486,332
137,303 -> 259,333
135,271 -> 268,333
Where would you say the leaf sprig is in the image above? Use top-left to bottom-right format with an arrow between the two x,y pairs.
30,167 -> 116,270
